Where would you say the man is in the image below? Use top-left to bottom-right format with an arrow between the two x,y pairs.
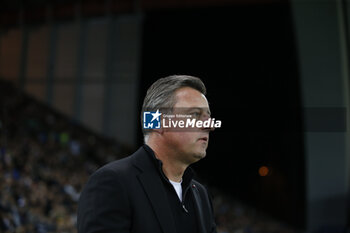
77,75 -> 217,233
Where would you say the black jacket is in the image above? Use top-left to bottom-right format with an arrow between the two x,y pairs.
77,145 -> 217,233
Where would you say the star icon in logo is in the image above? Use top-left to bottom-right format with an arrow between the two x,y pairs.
150,109 -> 162,122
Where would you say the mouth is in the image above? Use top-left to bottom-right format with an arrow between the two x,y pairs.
198,136 -> 208,142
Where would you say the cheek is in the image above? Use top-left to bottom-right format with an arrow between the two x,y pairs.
166,132 -> 197,147
178,133 -> 204,152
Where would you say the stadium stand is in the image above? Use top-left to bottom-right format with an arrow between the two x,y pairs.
0,80 -> 302,233
0,80 -> 133,232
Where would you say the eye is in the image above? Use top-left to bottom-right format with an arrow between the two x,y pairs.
190,111 -> 201,118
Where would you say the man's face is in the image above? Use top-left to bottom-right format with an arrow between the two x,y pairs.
162,87 -> 212,165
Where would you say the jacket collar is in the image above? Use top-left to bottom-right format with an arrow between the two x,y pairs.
131,145 -> 207,233
142,144 -> 194,188
131,145 -> 177,233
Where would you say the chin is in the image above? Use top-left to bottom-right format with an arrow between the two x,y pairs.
193,151 -> 206,160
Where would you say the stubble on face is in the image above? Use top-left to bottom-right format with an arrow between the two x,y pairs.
163,87 -> 211,165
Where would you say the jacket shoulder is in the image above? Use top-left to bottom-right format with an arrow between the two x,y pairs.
97,155 -> 133,174
93,146 -> 146,176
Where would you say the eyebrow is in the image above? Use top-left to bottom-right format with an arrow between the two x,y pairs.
186,107 -> 211,116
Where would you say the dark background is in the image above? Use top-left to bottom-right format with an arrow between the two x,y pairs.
139,4 -> 305,228
7,0 -> 348,231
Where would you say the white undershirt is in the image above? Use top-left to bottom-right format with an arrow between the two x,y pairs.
169,179 -> 183,202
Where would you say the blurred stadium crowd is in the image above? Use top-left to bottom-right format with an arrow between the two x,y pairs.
0,80 -> 301,233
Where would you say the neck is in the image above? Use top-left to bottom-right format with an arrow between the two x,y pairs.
146,140 -> 187,183
161,158 -> 186,182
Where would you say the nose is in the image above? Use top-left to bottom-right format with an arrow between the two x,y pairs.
201,113 -> 215,132
204,122 -> 215,132
200,111 -> 210,121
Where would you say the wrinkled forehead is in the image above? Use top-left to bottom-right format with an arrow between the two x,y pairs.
173,87 -> 210,109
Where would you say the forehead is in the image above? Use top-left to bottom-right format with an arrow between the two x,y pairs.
173,87 -> 209,108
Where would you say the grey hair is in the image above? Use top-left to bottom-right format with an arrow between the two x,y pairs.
141,75 -> 206,140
